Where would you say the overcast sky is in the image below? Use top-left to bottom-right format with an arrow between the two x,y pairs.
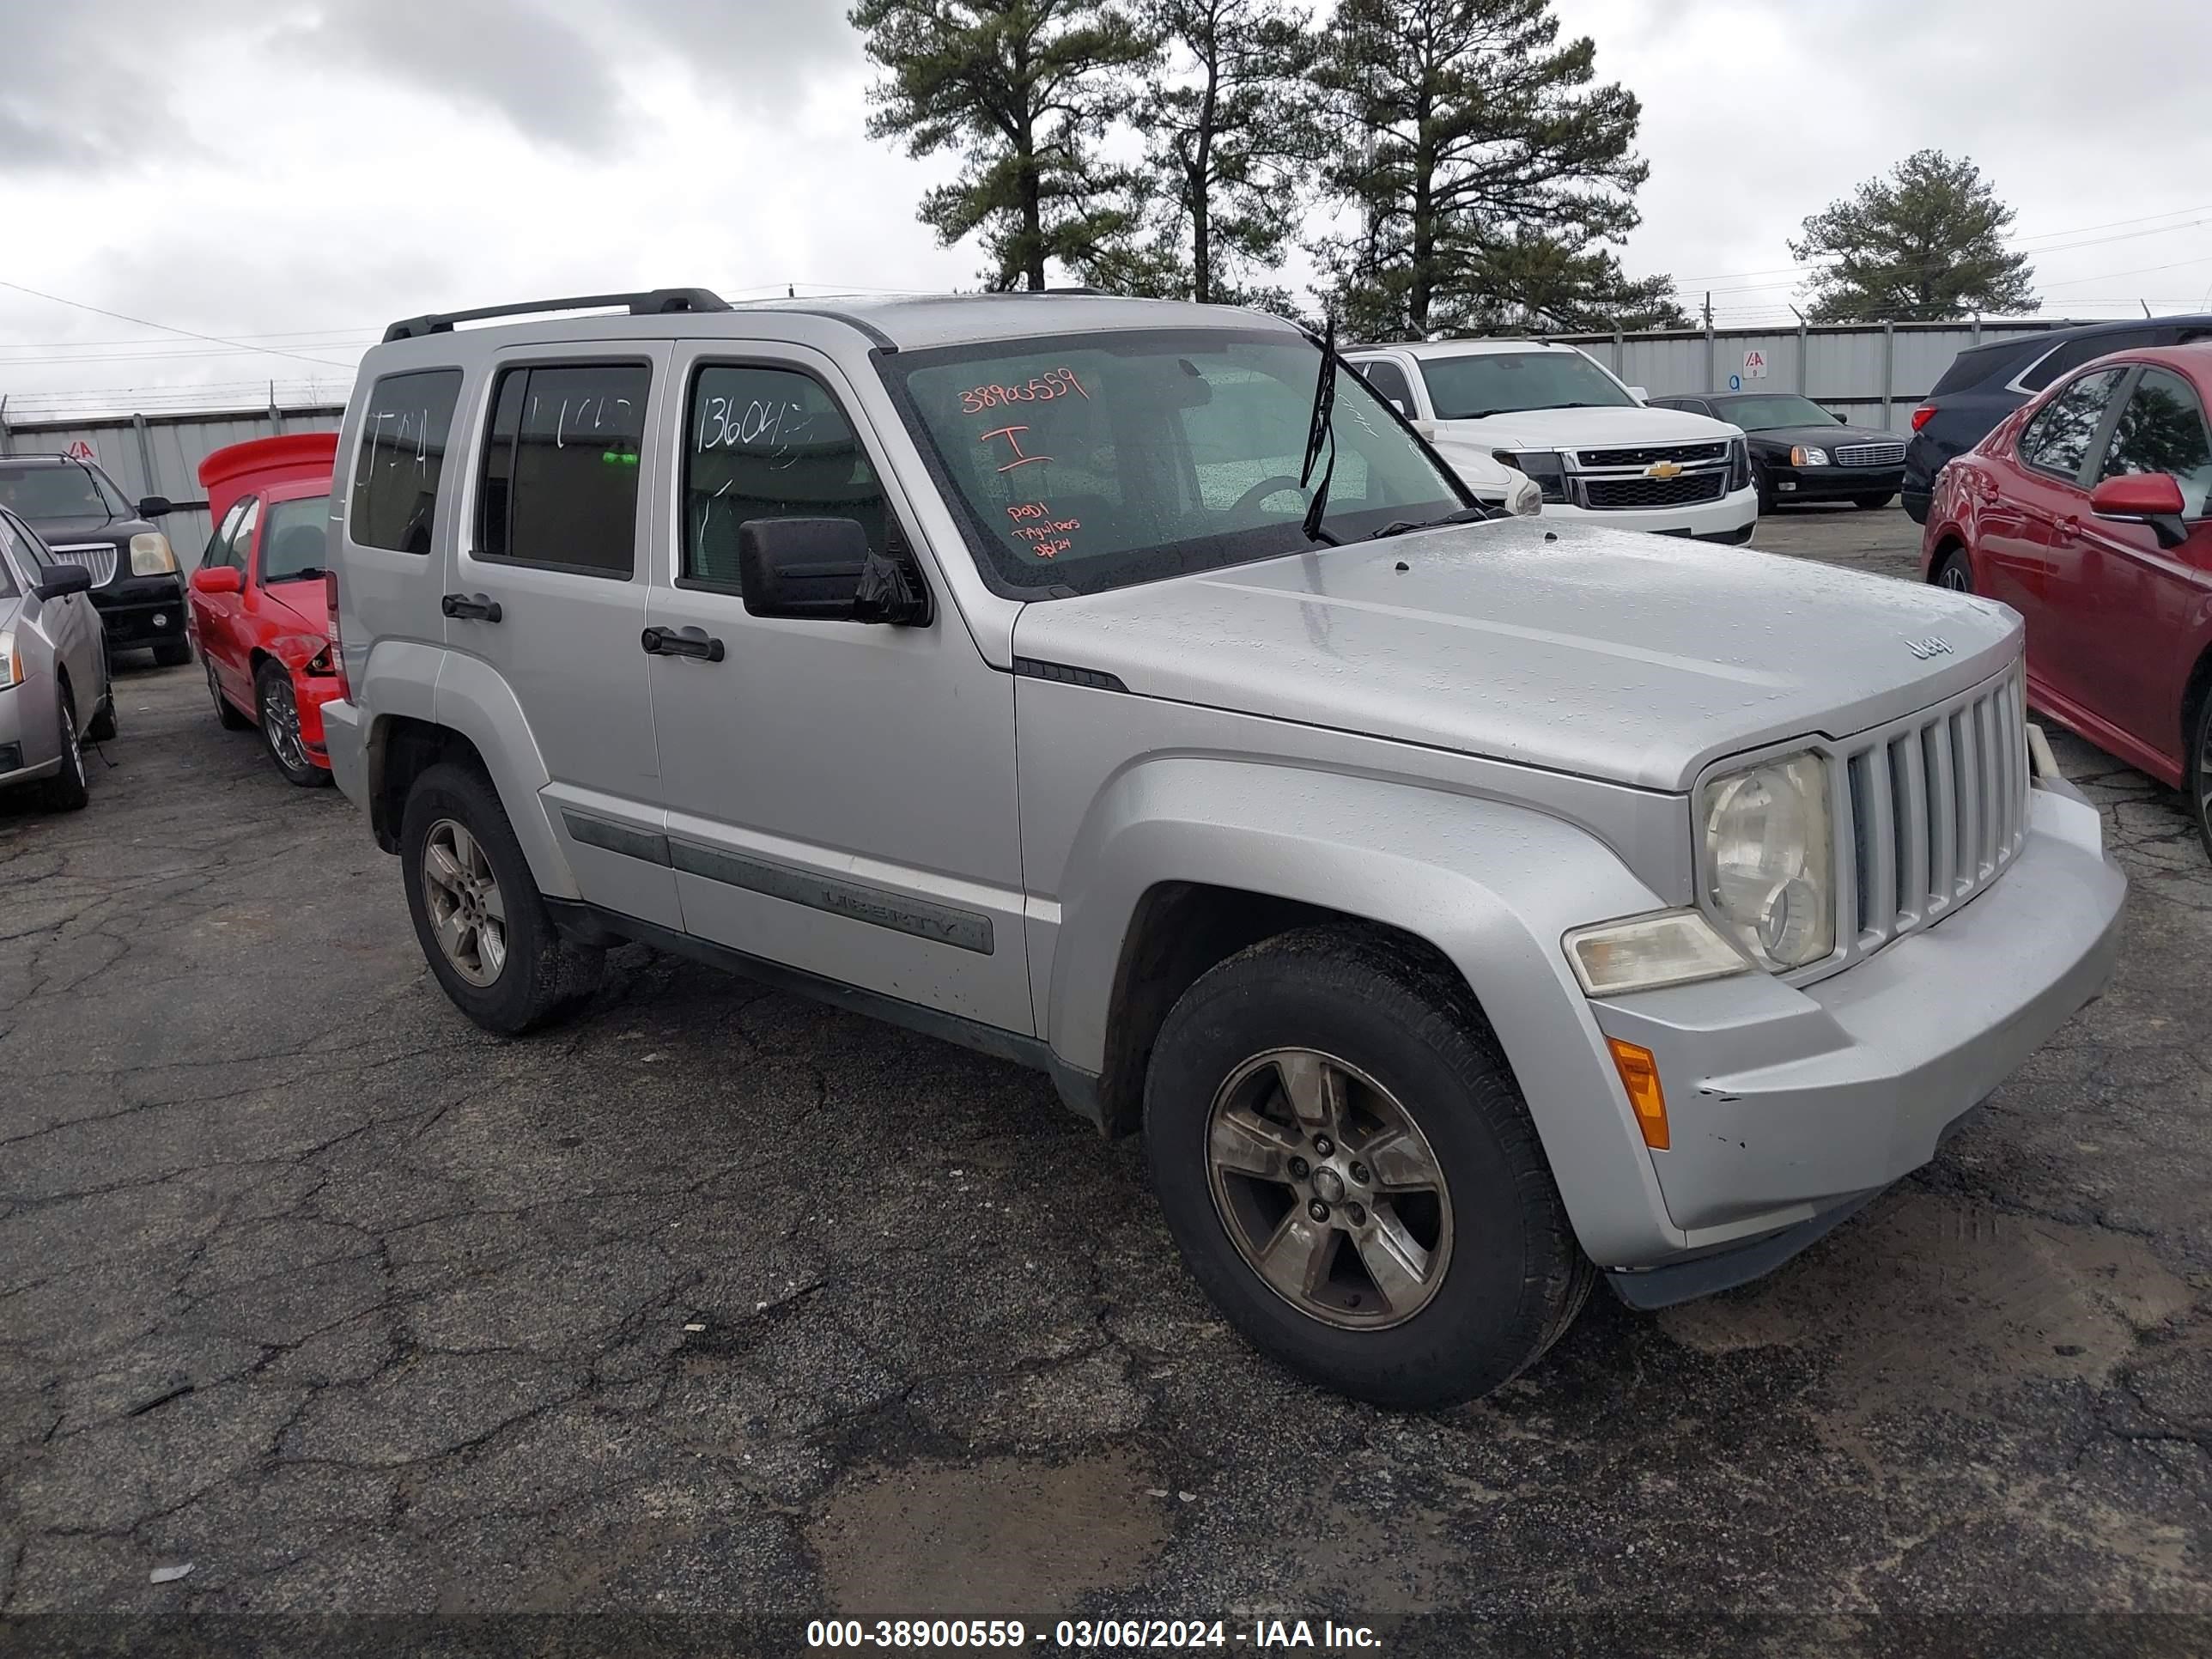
3,0 -> 2209,421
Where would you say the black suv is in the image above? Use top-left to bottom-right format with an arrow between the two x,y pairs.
1903,314 -> 2212,522
0,454 -> 191,664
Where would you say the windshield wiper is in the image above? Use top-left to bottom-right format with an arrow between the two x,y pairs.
1297,315 -> 1341,547
1370,506 -> 1498,540
266,567 -> 325,583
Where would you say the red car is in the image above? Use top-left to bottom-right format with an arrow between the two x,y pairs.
1921,343 -> 2212,857
186,433 -> 341,786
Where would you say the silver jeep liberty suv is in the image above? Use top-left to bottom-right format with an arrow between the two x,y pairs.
321,287 -> 2124,1407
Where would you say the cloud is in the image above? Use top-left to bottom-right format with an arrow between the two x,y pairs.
281,0 -> 631,151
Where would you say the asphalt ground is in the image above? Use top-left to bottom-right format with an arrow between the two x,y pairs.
1,505 -> 2206,1656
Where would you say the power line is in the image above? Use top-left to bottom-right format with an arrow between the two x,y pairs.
0,278 -> 354,369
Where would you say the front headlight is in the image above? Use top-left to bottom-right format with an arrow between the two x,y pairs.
1493,448 -> 1567,503
0,629 -> 21,689
130,532 -> 177,575
1789,445 -> 1830,467
1700,750 -> 1835,971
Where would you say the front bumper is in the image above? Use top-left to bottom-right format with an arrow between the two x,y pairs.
1539,483 -> 1759,539
91,575 -> 187,646
1589,776 -> 2123,1285
322,695 -> 368,807
292,672 -> 342,769
1764,464 -> 1905,502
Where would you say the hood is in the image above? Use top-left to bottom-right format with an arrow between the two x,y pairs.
20,513 -> 153,546
1428,403 -> 1740,452
1012,517 -> 2021,793
1744,422 -> 1899,452
256,578 -> 328,637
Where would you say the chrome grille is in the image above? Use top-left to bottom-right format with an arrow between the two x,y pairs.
1834,441 -> 1905,468
46,543 -> 118,586
1839,663 -> 2028,957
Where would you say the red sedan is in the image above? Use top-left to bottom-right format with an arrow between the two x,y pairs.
1921,343 -> 2212,857
186,433 -> 341,786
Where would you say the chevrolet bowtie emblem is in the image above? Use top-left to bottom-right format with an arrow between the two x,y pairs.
1644,460 -> 1683,479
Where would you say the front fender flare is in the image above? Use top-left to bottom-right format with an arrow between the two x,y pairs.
1047,757 -> 1687,1265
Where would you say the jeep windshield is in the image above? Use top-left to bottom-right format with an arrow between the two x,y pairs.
1419,350 -> 1638,419
882,328 -> 1467,596
0,461 -> 126,522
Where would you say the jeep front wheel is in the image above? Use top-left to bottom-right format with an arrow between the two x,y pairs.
399,762 -> 601,1034
1144,927 -> 1592,1409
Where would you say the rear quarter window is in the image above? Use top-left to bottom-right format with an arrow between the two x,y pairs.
349,368 -> 464,554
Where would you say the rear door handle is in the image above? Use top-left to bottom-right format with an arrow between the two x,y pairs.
641,624 -> 725,662
441,592 -> 503,623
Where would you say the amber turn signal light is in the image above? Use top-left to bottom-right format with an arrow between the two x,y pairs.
1607,1038 -> 1669,1151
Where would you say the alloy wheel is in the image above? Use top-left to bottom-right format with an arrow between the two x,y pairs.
419,818 -> 508,987
1205,1048 -> 1455,1330
262,674 -> 308,774
1940,559 -> 1972,592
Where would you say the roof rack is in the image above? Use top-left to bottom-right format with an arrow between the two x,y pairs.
380,288 -> 731,343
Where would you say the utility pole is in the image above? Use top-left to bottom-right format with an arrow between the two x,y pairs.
1702,291 -> 1712,329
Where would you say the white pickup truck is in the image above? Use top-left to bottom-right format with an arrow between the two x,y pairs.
1347,337 -> 1760,544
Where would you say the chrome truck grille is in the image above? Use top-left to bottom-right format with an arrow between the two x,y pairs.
1837,662 -> 2030,959
47,544 -> 119,586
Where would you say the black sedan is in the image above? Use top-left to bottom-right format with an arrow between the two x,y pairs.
1651,392 -> 1905,512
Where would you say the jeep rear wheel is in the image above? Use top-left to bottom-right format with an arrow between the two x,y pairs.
399,762 -> 601,1034
1144,927 -> 1592,1409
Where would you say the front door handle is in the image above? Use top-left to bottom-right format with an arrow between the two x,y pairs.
441,592 -> 503,623
641,624 -> 725,662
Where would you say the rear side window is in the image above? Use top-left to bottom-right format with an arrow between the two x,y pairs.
1354,359 -> 1415,410
2018,329 -> 2155,394
350,368 -> 462,554
2099,368 -> 2212,517
684,364 -> 888,587
2018,369 -> 2124,480
1930,341 -> 2033,398
477,362 -> 649,578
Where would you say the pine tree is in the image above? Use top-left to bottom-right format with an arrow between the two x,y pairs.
1310,0 -> 1681,337
851,0 -> 1157,292
1789,150 -> 2036,322
1131,0 -> 1322,306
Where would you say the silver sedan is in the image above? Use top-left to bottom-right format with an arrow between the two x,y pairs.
0,505 -> 113,811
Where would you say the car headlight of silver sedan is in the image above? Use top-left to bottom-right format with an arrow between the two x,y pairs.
1699,750 -> 1835,971
0,629 -> 19,689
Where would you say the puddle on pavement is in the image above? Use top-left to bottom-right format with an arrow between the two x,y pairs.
1657,1191 -> 2193,1412
808,1444 -> 1168,1617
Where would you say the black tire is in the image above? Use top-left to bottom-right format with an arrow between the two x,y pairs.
208,658 -> 252,730
1754,470 -> 1776,515
45,687 -> 89,812
399,761 -> 602,1035
256,660 -> 329,787
1854,491 -> 1895,510
1144,927 -> 1593,1410
152,639 -> 191,668
2186,685 -> 2212,864
1932,547 -> 1974,594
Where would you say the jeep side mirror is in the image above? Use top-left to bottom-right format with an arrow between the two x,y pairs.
137,495 -> 174,519
190,565 -> 244,596
736,518 -> 927,625
33,563 -> 94,601
2089,472 -> 2191,548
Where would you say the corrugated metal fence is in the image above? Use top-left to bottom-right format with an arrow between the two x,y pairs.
1558,319 -> 2073,435
0,402 -> 345,566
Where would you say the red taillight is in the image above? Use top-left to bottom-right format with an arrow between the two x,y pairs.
325,569 -> 351,700
1910,404 -> 1936,431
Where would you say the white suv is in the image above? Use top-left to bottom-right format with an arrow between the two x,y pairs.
1346,338 -> 1759,543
